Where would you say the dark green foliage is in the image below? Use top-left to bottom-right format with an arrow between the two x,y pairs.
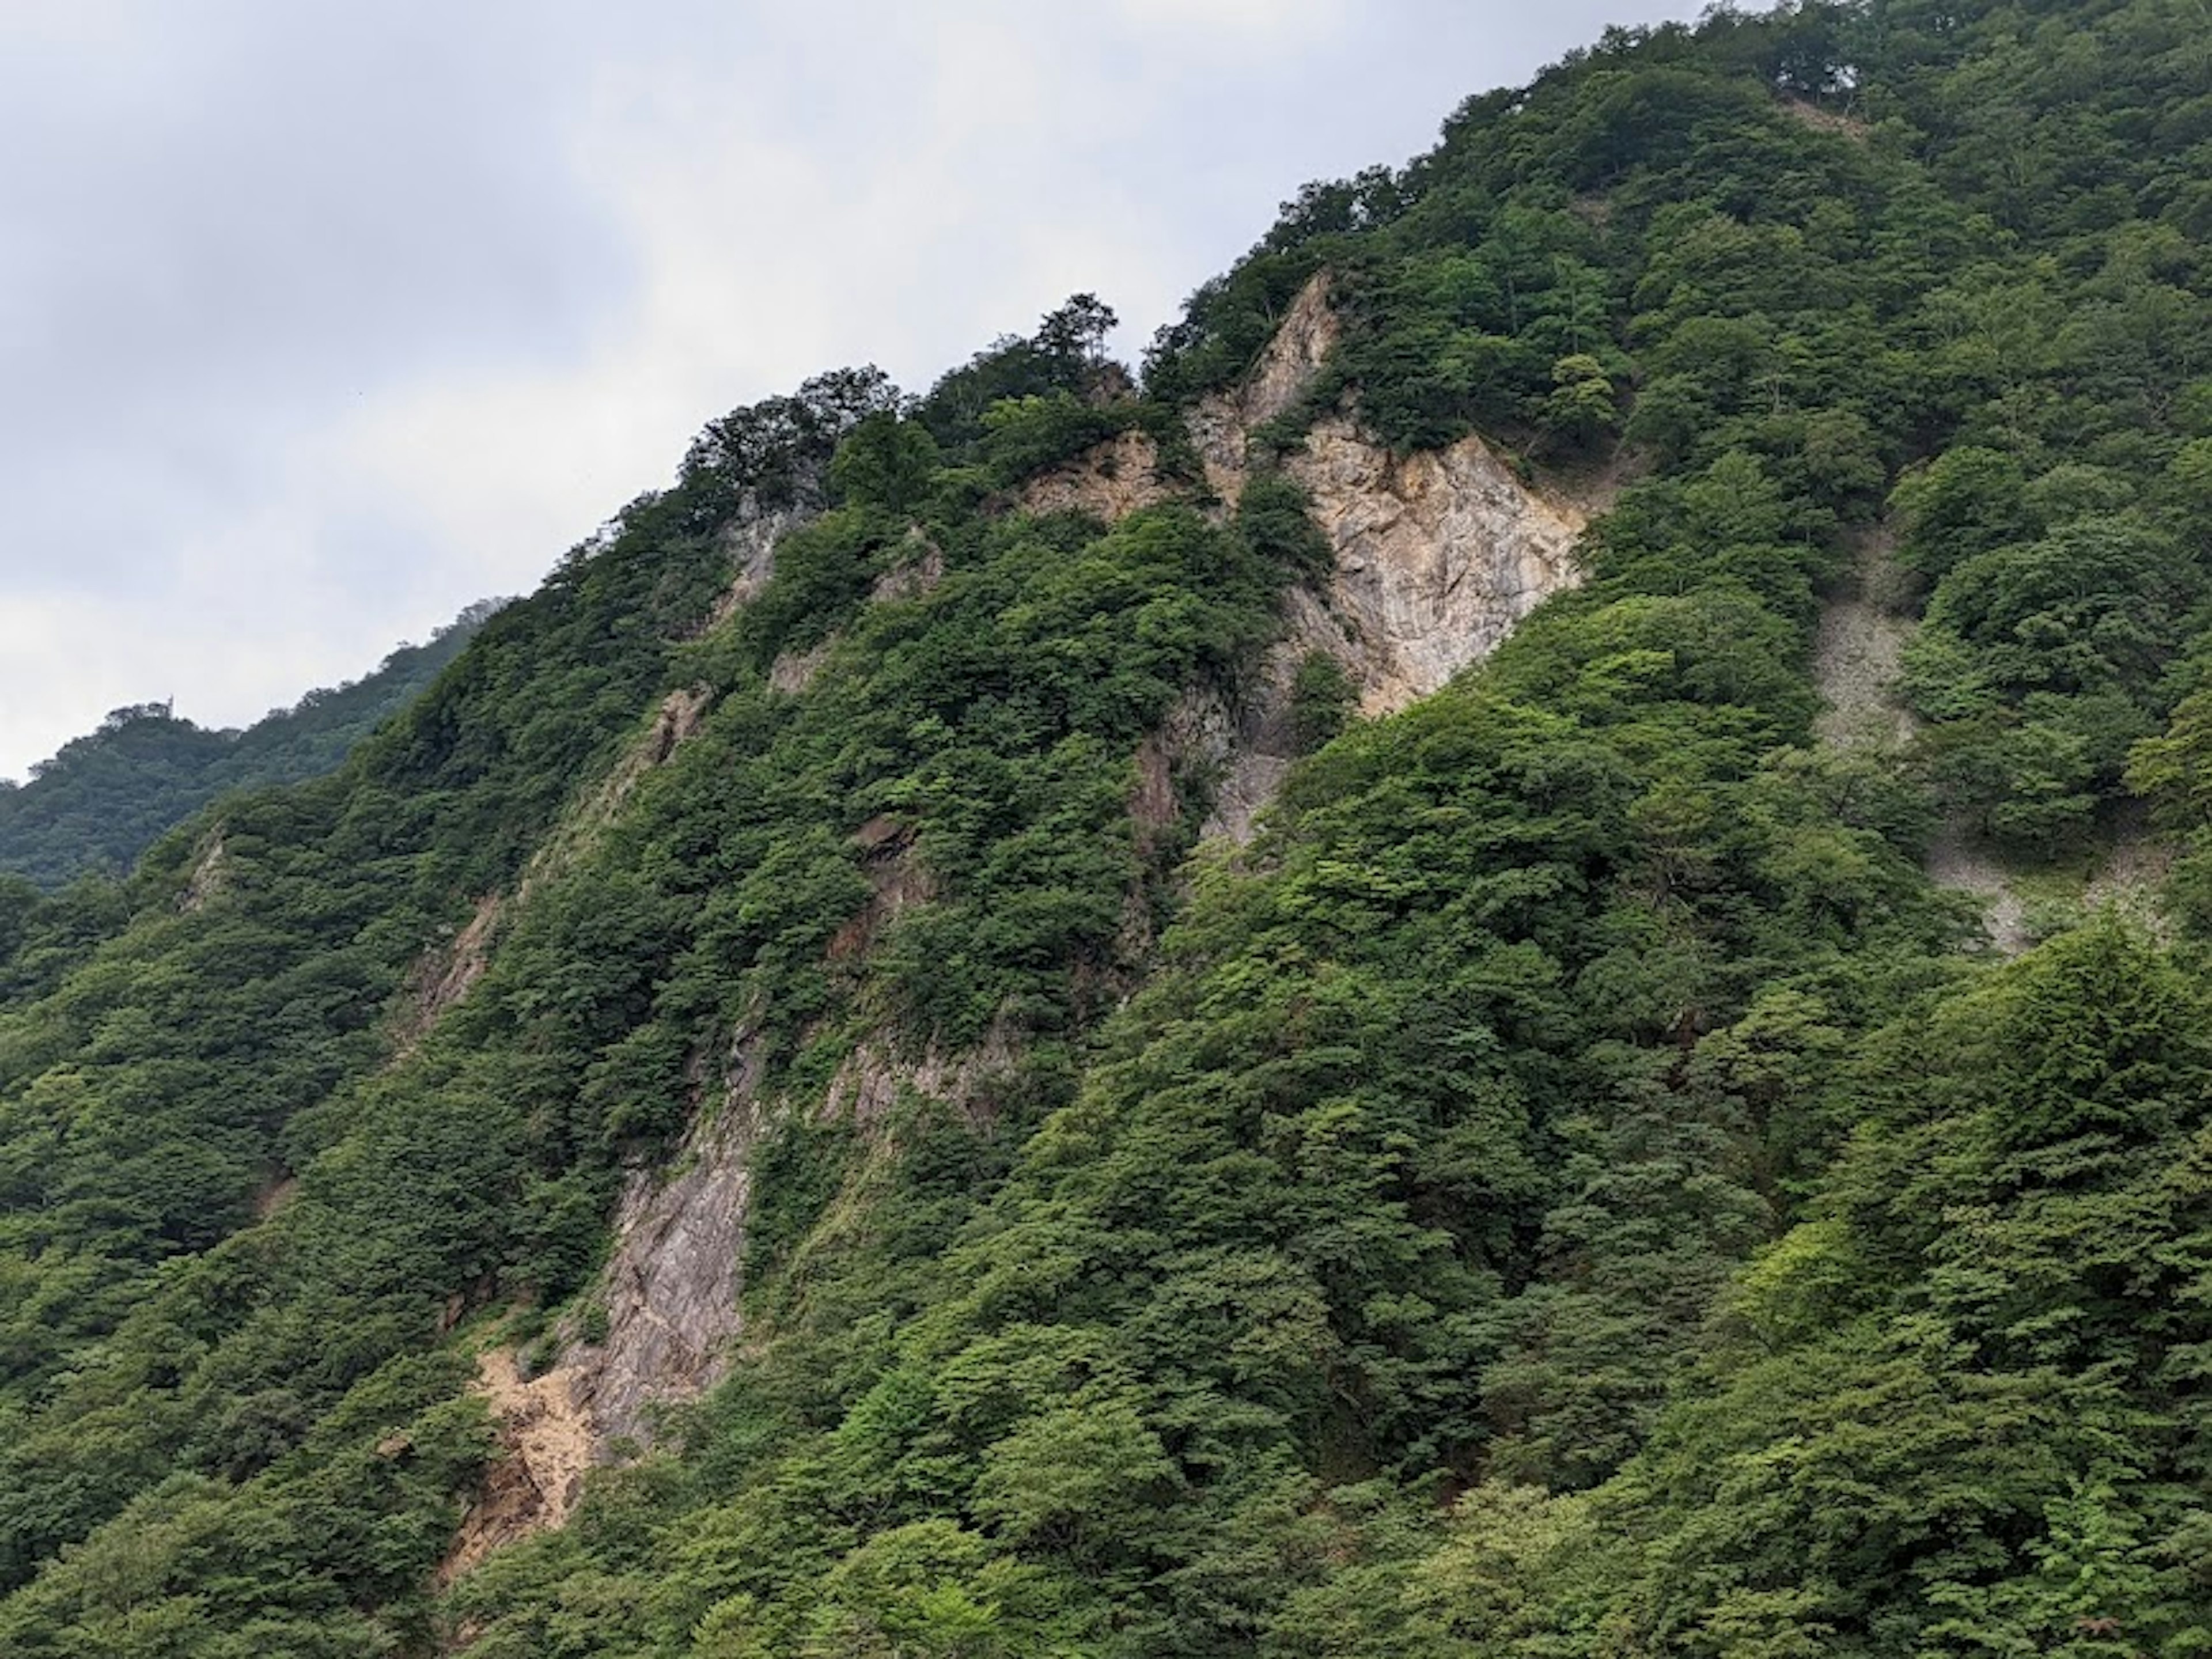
0,374 -> 901,1635
1287,653 -> 1355,754
0,604 -> 493,890
8,3 -> 2212,1653
826,413 -> 941,516
976,393 -> 1130,486
1233,472 -> 1333,581
0,322 -> 1301,1648
915,295 -> 1123,455
678,365 -> 903,523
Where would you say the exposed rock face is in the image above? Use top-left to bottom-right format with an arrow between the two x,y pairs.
177,828 -> 230,914
1781,95 -> 1872,141
252,1172 -> 298,1220
448,268 -> 1597,1575
451,1008 -> 1018,1584
768,639 -> 834,695
1925,825 -> 2031,957
1812,524 -> 1916,752
1190,271 -> 1342,503
440,493 -> 866,1579
1287,418 -> 1586,716
825,1015 -> 1020,1133
1129,726 -> 1182,853
870,535 -> 946,603
1172,272 -> 1592,839
703,506 -> 800,629
395,893 -> 505,1052
442,491 -> 1033,1578
442,1347 -> 596,1584
1806,525 -> 2035,956
444,1048 -> 769,1582
1172,592 -> 1354,845
565,1089 -> 765,1449
830,815 -> 935,963
517,685 -> 713,906
1018,429 -> 1174,521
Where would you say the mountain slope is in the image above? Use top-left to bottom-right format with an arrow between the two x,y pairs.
0,601 -> 500,890
3,3 -> 2211,1653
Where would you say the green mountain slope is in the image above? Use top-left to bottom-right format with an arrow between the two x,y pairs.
3,2 -> 2211,1653
0,601 -> 500,891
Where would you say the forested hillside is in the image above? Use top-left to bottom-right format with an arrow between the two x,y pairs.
3,2 -> 2211,1653
0,601 -> 499,890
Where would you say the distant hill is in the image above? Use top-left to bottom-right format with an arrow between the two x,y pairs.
0,599 -> 502,887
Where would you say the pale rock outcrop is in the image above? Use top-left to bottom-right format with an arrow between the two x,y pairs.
1017,428 -> 1175,521
1781,96 -> 1872,141
448,266 -> 1594,1575
253,1172 -> 299,1220
441,1347 -> 596,1584
1808,525 -> 2034,956
178,828 -> 230,914
825,1016 -> 1020,1133
394,893 -> 504,1052
870,535 -> 946,603
446,984 -> 1023,1577
1812,524 -> 1916,752
1129,726 -> 1183,853
444,1056 -> 770,1579
1925,827 -> 2031,957
1190,272 -> 1343,503
1171,277 -> 1590,839
1287,418 -> 1586,717
1172,593 -> 1357,846
564,1085 -> 766,1450
768,638 -> 834,694
702,507 -> 799,629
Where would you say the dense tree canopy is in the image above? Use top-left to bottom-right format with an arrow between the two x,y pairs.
0,601 -> 499,889
3,2 -> 2211,1653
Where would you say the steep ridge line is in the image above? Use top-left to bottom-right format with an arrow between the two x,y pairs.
435,523 -> 1015,1575
439,278 -> 1616,1572
417,505 -> 836,1572
388,685 -> 713,1057
393,501 -> 804,1056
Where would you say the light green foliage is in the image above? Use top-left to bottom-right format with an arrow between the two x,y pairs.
1891,446 -> 2035,581
7,3 -> 2212,1654
1535,352 -> 1621,451
976,393 -> 1126,486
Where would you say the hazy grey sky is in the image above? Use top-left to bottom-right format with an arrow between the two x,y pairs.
0,0 -> 1698,779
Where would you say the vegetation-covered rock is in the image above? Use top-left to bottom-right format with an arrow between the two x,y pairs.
5,3 -> 2212,1653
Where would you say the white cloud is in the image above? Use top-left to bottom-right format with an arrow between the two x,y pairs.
1111,0 -> 1350,48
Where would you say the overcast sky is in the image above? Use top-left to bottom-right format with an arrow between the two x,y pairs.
0,0 -> 1699,781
